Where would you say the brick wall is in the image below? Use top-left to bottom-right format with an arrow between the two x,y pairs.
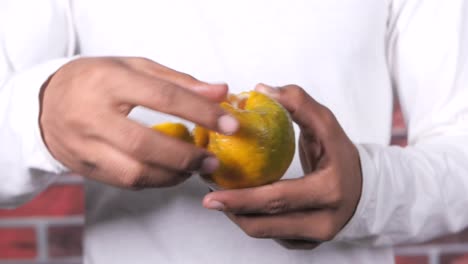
1,101 -> 467,264
391,100 -> 468,264
0,176 -> 84,264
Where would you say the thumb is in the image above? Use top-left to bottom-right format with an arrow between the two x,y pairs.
255,83 -> 334,138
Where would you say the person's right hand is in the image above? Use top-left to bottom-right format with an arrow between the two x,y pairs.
39,57 -> 239,189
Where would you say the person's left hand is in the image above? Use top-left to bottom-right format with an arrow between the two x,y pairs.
202,84 -> 363,249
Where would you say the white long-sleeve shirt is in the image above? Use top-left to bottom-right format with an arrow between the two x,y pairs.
1,1 -> 467,263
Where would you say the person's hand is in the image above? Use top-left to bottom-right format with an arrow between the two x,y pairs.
40,57 -> 239,189
202,84 -> 362,249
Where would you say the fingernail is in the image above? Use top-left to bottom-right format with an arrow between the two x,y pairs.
218,115 -> 239,135
200,156 -> 219,174
255,83 -> 280,98
206,199 -> 225,211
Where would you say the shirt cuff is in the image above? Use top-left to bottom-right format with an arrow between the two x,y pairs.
13,57 -> 77,174
333,143 -> 379,242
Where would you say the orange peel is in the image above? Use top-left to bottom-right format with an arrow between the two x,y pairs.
152,91 -> 295,189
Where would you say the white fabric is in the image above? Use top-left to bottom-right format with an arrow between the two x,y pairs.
0,0 -> 467,263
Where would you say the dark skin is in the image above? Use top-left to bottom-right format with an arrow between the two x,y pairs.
40,57 -> 239,189
40,58 -> 362,249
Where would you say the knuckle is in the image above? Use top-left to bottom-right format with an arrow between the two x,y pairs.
77,59 -> 108,81
320,107 -> 336,126
152,84 -> 178,110
65,58 -> 121,95
78,113 -> 105,138
182,73 -> 205,90
62,111 -> 80,127
320,107 -> 339,131
180,72 -> 198,83
125,128 -> 149,155
156,172 -> 191,188
264,198 -> 289,214
317,106 -> 341,139
284,84 -> 306,101
64,111 -> 92,133
177,149 -> 205,172
125,56 -> 155,68
317,174 -> 343,207
120,164 -> 146,189
327,186 -> 344,207
285,84 -> 305,95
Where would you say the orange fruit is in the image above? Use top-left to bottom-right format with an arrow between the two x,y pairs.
151,122 -> 192,143
152,91 -> 295,189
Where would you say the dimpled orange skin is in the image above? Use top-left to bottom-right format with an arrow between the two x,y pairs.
194,91 -> 295,189
152,91 -> 295,189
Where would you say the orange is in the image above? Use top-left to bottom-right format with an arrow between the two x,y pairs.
152,91 -> 295,189
151,122 -> 192,143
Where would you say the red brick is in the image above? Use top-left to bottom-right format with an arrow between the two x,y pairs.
393,99 -> 407,131
0,185 -> 84,217
0,228 -> 36,259
391,98 -> 408,146
48,225 -> 83,258
440,253 -> 468,264
395,255 -> 429,264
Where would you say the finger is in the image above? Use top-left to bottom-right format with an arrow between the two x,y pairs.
203,174 -> 340,214
255,83 -> 339,139
129,166 -> 192,189
125,57 -> 228,102
150,68 -> 228,102
184,82 -> 228,102
68,139 -> 190,188
53,132 -> 192,189
274,239 -> 321,250
299,132 -> 324,173
94,115 -> 220,174
115,73 -> 238,135
226,210 -> 336,241
299,133 -> 313,173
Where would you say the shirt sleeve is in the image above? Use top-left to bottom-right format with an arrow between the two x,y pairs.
335,0 -> 468,246
0,0 -> 76,208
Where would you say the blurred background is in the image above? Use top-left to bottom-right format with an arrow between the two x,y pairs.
1,98 -> 467,264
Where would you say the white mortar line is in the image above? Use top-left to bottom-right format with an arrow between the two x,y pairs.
0,257 -> 82,264
35,222 -> 48,262
428,247 -> 440,264
0,216 -> 84,227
